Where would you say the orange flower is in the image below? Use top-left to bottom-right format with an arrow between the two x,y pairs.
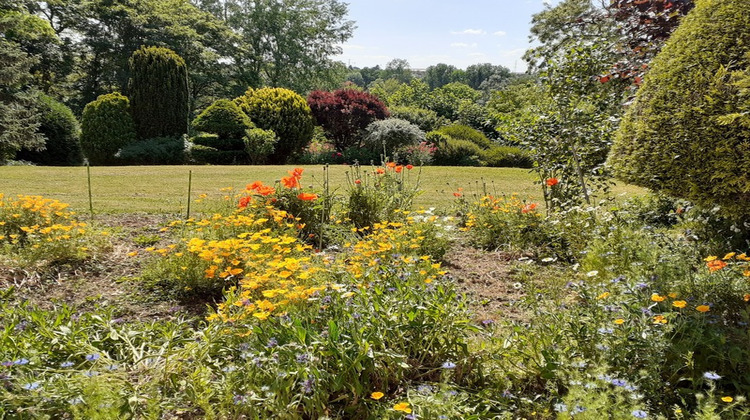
521,203 -> 538,214
376,168 -> 385,175
281,176 -> 300,189
696,305 -> 710,313
744,294 -> 750,302
246,181 -> 263,191
256,185 -> 275,196
386,161 -> 396,168
707,260 -> 728,272
653,315 -> 668,324
393,402 -> 411,413
395,165 -> 403,173
238,196 -> 252,209
406,164 -> 414,170
453,188 -> 464,197
371,391 -> 384,400
290,167 -> 304,179
354,179 -> 362,185
546,177 -> 559,187
651,294 -> 666,302
298,193 -> 318,201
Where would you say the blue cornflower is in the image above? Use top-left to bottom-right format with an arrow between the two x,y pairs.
296,353 -> 310,364
611,378 -> 627,387
631,409 -> 648,418
441,361 -> 456,369
60,361 -> 75,368
83,370 -> 99,377
1,361 -> 13,367
301,377 -> 316,394
85,354 -> 99,362
14,358 -> 29,365
267,338 -> 278,348
703,371 -> 721,381
22,382 -> 41,390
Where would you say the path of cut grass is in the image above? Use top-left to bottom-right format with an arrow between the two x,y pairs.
0,165 -> 644,214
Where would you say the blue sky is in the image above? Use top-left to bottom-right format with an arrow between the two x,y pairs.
334,0 -> 557,72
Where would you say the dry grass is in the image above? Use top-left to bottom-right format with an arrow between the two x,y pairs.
0,165 -> 644,214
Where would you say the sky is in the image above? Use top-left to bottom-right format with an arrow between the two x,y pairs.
334,0 -> 558,72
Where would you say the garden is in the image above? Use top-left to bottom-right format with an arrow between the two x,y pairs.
3,0 -> 750,418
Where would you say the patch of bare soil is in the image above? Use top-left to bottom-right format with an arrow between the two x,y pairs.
444,245 -> 526,322
0,213 -> 206,321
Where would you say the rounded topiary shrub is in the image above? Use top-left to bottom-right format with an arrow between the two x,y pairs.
17,95 -> 83,166
481,146 -> 533,168
437,124 -> 493,149
128,46 -> 189,140
608,0 -> 750,217
363,118 -> 425,154
192,99 -> 252,140
243,127 -> 277,165
432,138 -> 483,166
235,87 -> 314,163
80,92 -> 137,165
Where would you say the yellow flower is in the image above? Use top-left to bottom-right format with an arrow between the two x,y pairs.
668,292 -> 678,299
371,391 -> 384,400
127,251 -> 138,257
704,255 -> 717,262
672,300 -> 687,309
722,396 -> 733,403
597,292 -> 610,300
696,305 -> 710,313
723,252 -> 736,260
744,294 -> 750,302
614,319 -> 625,325
393,402 -> 411,413
651,294 -> 666,302
653,315 -> 668,324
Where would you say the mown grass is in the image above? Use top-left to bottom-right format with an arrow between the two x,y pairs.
0,165 -> 644,214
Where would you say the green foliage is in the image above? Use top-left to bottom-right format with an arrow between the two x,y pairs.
432,138 -> 483,167
17,94 -> 83,166
79,92 -> 137,166
236,87 -> 314,163
428,82 -> 481,121
115,136 -> 187,165
191,99 -> 252,140
345,164 -> 422,229
191,134 -> 245,151
436,124 -> 492,149
0,37 -> 44,163
128,46 -> 189,140
388,106 -> 448,132
387,79 -> 431,109
243,127 -> 277,165
608,0 -> 750,217
362,118 -> 425,155
481,146 -> 533,168
189,144 -> 247,165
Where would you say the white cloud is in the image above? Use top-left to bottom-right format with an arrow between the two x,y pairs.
450,29 -> 486,35
493,31 -> 507,37
450,42 -> 478,48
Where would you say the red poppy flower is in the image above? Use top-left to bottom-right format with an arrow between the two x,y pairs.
406,164 -> 414,170
354,179 -> 361,185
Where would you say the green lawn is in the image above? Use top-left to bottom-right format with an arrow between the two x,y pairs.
0,165 -> 644,214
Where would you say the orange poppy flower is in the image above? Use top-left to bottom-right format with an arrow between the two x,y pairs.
290,168 -> 304,179
696,305 -> 710,313
354,179 -> 361,185
707,260 -> 728,272
386,161 -> 396,168
281,176 -> 300,189
298,193 -> 318,201
546,178 -> 559,187
256,186 -> 275,196
521,203 -> 538,214
406,164 -> 414,170
247,181 -> 263,191
238,196 -> 252,209
395,165 -> 403,173
376,168 -> 385,175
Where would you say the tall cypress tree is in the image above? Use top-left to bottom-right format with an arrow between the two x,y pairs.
128,46 -> 189,140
